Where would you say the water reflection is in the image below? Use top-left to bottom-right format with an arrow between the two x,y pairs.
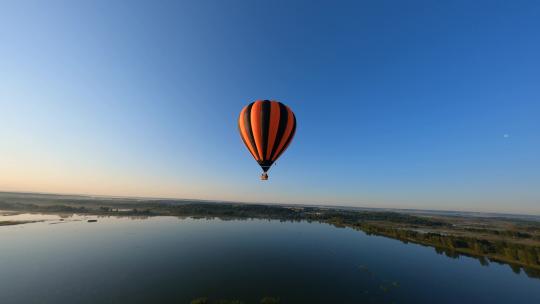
0,212 -> 153,224
1,217 -> 539,303
2,213 -> 540,281
0,212 -> 63,221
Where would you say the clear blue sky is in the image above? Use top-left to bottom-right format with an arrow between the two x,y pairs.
1,0 -> 539,214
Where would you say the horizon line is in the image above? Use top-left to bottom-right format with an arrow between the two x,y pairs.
1,189 -> 539,218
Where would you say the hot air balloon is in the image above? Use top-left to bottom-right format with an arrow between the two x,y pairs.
238,100 -> 296,180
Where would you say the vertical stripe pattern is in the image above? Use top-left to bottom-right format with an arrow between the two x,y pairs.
238,100 -> 296,172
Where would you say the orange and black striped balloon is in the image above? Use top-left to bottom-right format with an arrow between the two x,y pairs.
238,100 -> 296,172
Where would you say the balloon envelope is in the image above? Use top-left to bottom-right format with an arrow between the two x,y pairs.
238,100 -> 296,174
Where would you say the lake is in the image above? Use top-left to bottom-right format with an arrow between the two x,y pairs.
1,215 -> 539,303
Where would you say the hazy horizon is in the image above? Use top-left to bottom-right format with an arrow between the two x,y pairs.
2,189 -> 540,217
1,1 -> 539,214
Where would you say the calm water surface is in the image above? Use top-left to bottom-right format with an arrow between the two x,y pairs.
1,215 -> 539,303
